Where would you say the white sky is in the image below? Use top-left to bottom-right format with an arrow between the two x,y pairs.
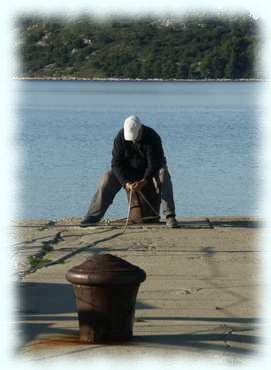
1,1 -> 271,369
0,0 -> 268,18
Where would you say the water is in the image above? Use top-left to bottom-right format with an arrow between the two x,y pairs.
17,80 -> 260,219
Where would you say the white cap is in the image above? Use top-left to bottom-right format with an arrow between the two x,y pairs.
123,115 -> 142,141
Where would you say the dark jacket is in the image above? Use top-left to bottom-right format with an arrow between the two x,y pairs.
111,125 -> 166,185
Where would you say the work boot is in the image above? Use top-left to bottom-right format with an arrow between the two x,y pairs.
80,217 -> 100,227
166,215 -> 178,228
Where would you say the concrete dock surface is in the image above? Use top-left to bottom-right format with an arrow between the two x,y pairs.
13,216 -> 263,361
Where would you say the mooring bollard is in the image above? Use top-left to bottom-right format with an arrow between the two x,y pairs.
65,253 -> 146,344
125,180 -> 161,223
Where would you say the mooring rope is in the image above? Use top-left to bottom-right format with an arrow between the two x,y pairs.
17,188 -> 160,278
121,188 -> 133,234
120,187 -> 160,234
138,190 -> 161,217
14,187 -> 160,233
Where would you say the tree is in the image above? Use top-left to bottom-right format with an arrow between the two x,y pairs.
18,15 -> 259,79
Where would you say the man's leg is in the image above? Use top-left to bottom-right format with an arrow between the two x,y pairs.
158,165 -> 178,227
82,170 -> 122,223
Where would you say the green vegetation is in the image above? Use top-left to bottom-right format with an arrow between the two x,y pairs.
28,256 -> 53,268
17,14 -> 260,79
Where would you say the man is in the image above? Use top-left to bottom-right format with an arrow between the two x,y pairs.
81,115 -> 178,228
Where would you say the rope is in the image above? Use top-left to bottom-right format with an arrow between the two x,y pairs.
138,190 -> 161,217
17,188 -> 159,278
121,188 -> 133,234
14,188 -> 160,233
120,187 -> 160,234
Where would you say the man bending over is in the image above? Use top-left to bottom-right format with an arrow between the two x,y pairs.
81,115 -> 178,228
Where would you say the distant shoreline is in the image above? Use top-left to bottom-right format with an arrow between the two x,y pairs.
13,77 -> 263,82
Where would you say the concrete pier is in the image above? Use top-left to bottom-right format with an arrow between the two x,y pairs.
14,216 -> 263,360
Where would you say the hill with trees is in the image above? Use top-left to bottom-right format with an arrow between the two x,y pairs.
16,14 -> 260,80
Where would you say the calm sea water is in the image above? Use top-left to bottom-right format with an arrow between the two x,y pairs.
17,80 -> 260,220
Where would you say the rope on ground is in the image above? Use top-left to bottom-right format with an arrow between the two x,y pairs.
17,187 -> 160,278
18,229 -> 124,279
14,190 -> 160,231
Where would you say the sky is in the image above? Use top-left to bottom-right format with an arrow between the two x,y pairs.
0,0 -> 267,18
1,1 -> 271,369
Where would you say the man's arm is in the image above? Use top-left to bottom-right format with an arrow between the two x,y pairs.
111,134 -> 128,186
143,135 -> 164,180
131,138 -> 163,191
111,135 -> 141,191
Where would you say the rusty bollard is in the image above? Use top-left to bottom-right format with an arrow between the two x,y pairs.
66,253 -> 146,344
125,180 -> 161,224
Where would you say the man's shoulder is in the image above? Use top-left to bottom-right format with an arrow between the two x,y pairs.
143,125 -> 161,141
114,128 -> 124,141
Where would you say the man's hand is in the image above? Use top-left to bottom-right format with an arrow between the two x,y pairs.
131,179 -> 147,191
125,179 -> 147,192
125,182 -> 134,191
